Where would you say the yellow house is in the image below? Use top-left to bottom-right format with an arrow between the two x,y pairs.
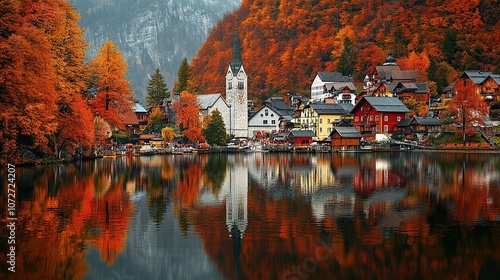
295,103 -> 353,140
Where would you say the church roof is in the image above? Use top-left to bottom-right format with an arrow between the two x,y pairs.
230,26 -> 243,74
198,93 -> 226,109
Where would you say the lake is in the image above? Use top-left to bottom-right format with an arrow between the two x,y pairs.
1,151 -> 499,279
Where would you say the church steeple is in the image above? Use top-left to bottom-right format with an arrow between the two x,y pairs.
230,23 -> 242,74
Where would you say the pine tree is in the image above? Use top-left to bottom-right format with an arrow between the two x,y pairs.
173,57 -> 192,94
146,67 -> 170,107
337,37 -> 356,77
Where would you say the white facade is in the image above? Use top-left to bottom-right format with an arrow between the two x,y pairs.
198,93 -> 231,135
248,105 -> 281,137
226,66 -> 248,138
311,72 -> 356,101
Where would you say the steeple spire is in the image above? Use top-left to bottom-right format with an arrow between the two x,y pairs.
230,23 -> 242,74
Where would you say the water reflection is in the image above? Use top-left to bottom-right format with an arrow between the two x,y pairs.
0,152 -> 499,279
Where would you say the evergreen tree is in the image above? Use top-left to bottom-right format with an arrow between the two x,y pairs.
173,57 -> 192,94
202,109 -> 227,145
146,67 -> 170,107
337,37 -> 356,77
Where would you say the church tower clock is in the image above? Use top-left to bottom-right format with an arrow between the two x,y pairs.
226,25 -> 248,138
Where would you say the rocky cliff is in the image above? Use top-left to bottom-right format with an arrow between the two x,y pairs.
72,0 -> 240,102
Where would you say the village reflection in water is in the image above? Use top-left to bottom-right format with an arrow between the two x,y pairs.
0,152 -> 499,279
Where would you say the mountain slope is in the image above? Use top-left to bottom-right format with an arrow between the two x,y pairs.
191,0 -> 499,102
71,0 -> 241,101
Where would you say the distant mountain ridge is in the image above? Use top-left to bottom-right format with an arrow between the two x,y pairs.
71,0 -> 241,102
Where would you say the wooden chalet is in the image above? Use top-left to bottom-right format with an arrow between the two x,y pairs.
350,96 -> 410,141
329,127 -> 362,150
395,117 -> 442,136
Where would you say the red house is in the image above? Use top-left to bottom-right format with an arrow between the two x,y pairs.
350,96 -> 410,140
287,130 -> 315,145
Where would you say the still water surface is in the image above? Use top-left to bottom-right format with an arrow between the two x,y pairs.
1,152 -> 500,279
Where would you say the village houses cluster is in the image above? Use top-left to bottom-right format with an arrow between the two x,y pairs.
124,28 -> 500,149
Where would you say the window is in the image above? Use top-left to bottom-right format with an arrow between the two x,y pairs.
327,127 -> 332,133
376,125 -> 380,132
319,119 -> 323,124
384,125 -> 388,132
271,120 -> 275,124
327,119 -> 331,123
228,82 -> 232,90
265,109 -> 268,116
384,116 -> 388,122
238,82 -> 244,89
370,115 -> 373,121
375,115 -> 379,121
397,116 -> 401,121
263,120 -> 268,124
355,116 -> 359,122
319,127 -> 323,133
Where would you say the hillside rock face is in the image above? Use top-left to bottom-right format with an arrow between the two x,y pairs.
71,0 -> 240,102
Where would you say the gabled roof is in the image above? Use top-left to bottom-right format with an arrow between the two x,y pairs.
415,82 -> 428,94
461,71 -> 500,85
134,103 -> 148,113
350,96 -> 410,113
249,105 -> 281,120
396,117 -> 442,127
310,103 -> 352,115
317,72 -> 352,82
391,70 -> 418,81
330,127 -> 362,138
288,130 -> 315,137
198,93 -> 227,110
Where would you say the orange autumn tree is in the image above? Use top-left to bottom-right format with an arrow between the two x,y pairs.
0,0 -> 58,163
171,91 -> 202,143
25,0 -> 96,158
447,78 -> 489,144
89,40 -> 134,129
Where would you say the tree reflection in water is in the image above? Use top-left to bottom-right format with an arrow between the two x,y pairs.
0,152 -> 499,279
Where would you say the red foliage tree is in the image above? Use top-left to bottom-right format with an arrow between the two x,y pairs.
89,40 -> 134,129
447,78 -> 489,143
171,91 -> 202,143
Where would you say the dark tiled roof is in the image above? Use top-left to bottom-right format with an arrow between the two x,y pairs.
362,96 -> 410,113
331,127 -> 362,138
310,103 -> 351,115
317,71 -> 352,82
288,130 -> 315,137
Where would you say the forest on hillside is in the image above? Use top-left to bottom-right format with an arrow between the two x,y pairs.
191,0 -> 500,103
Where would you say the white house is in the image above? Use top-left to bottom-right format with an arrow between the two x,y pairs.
248,105 -> 282,138
311,71 -> 356,101
198,93 -> 231,135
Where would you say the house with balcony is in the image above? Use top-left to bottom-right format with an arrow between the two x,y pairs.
350,96 -> 410,141
310,71 -> 356,101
